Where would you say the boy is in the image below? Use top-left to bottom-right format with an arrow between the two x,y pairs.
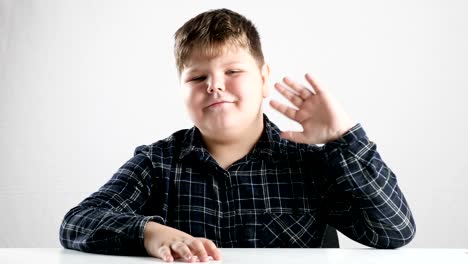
59,8 -> 416,262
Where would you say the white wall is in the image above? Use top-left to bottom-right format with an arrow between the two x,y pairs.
1,0 -> 467,248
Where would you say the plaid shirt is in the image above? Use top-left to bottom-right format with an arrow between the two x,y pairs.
60,114 -> 416,255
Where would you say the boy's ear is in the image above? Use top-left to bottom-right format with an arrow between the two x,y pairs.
261,63 -> 271,98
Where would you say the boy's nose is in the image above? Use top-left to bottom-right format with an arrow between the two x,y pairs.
206,80 -> 225,93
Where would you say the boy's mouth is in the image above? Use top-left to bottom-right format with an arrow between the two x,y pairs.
206,100 -> 234,108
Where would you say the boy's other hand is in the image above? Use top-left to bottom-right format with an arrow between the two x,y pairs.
270,73 -> 356,144
143,221 -> 222,263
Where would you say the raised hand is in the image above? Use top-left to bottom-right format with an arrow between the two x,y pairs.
269,73 -> 356,144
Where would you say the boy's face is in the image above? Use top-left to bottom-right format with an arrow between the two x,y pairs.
180,46 -> 270,136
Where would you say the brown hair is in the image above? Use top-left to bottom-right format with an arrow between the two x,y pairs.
174,8 -> 264,75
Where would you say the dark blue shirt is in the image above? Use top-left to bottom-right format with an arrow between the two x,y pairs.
60,114 -> 415,255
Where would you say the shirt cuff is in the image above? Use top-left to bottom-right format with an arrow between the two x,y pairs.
321,123 -> 380,193
138,215 -> 166,255
324,123 -> 368,149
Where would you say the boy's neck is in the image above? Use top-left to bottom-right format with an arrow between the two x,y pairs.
202,114 -> 264,170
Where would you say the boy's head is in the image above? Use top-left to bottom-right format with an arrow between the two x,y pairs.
174,8 -> 264,75
174,9 -> 270,138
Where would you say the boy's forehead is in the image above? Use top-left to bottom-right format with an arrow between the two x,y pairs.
183,46 -> 253,73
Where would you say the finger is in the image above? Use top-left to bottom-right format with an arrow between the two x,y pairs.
274,82 -> 303,107
283,76 -> 313,99
158,245 -> 174,262
200,238 -> 222,260
269,100 -> 298,121
186,239 -> 209,262
280,130 -> 308,144
170,241 -> 193,262
304,73 -> 322,94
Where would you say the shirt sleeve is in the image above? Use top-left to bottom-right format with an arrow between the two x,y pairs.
59,145 -> 165,255
318,123 -> 416,249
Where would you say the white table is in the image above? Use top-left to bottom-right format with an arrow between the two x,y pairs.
0,248 -> 467,264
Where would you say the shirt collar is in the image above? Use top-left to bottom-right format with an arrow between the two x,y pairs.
178,114 -> 282,162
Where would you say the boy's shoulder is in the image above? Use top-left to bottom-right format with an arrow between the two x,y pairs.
134,128 -> 195,161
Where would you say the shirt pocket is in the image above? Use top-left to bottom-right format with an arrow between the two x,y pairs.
261,212 -> 323,248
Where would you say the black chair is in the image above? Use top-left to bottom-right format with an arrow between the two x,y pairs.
321,225 -> 339,248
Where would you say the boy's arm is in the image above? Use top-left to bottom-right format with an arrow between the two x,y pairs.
270,73 -> 415,248
59,145 -> 164,255
60,145 -> 222,261
317,124 -> 416,248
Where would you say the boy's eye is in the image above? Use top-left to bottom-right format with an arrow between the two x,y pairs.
189,76 -> 206,82
226,70 -> 241,75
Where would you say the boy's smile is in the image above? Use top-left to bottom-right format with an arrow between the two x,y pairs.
180,46 -> 270,140
206,101 -> 234,109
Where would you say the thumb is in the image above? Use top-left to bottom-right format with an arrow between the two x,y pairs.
280,131 -> 308,144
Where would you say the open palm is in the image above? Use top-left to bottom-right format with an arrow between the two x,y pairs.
269,73 -> 356,144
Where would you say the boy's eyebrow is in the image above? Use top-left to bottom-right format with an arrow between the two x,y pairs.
184,61 -> 245,75
183,68 -> 202,75
222,61 -> 244,66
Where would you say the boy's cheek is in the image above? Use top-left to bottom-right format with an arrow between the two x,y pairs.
186,96 -> 207,112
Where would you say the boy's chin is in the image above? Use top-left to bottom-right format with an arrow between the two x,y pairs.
204,119 -> 239,132
198,116 -> 244,134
